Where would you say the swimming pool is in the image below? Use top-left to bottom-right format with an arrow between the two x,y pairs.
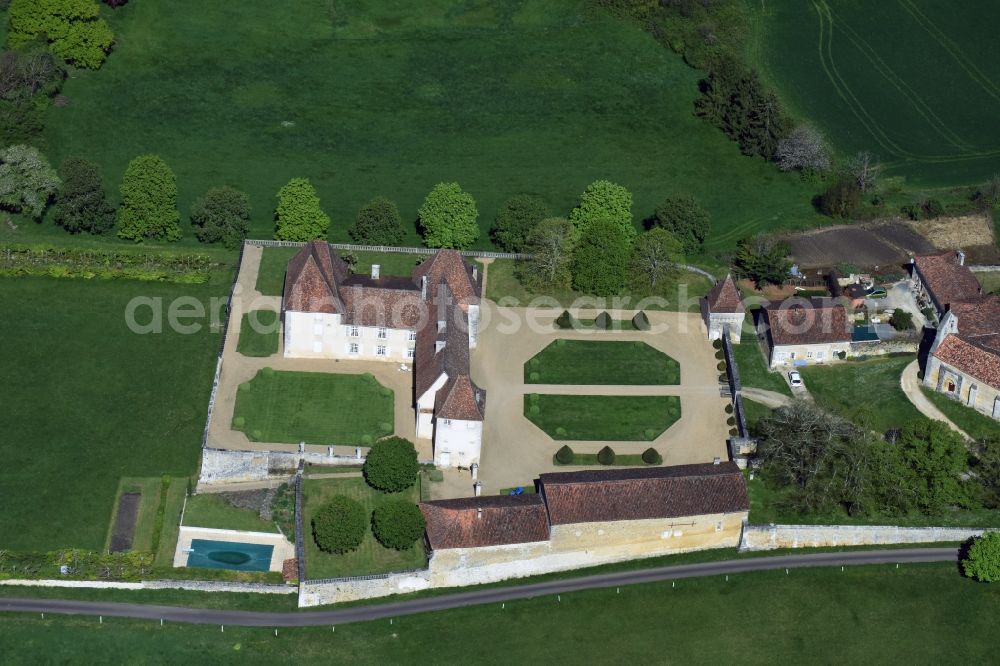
185,539 -> 274,572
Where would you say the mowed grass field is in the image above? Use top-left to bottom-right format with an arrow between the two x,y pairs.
525,394 -> 680,440
34,0 -> 822,252
524,340 -> 680,385
750,0 -> 1000,186
0,275 -> 226,550
2,564 -> 999,663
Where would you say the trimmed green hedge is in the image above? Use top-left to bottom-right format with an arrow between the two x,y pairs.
0,245 -> 217,283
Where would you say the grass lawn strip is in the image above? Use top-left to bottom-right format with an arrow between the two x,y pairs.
182,494 -> 278,533
920,387 -> 1000,442
232,370 -> 394,445
799,356 -> 925,433
2,564 -> 998,662
255,248 -> 431,297
525,394 -> 680,441
0,275 -> 225,551
525,340 -> 680,385
554,452 -> 659,466
302,477 -> 425,579
730,341 -> 792,396
236,309 -> 279,357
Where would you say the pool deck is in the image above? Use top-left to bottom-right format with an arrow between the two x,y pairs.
173,526 -> 295,573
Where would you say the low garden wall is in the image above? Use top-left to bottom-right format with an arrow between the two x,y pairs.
198,448 -> 366,485
0,578 -> 294,594
739,523 -> 990,551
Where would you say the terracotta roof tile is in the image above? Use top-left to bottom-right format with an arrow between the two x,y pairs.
435,374 -> 486,421
412,250 -> 482,305
705,274 -> 744,313
934,334 -> 1000,388
947,295 -> 1000,338
283,241 -> 350,314
763,299 -> 852,346
538,463 -> 749,525
420,495 -> 549,549
339,285 -> 426,329
913,251 -> 981,310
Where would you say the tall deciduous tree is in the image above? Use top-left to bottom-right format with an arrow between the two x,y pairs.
349,196 -> 405,245
775,124 -> 830,174
371,500 -> 426,550
963,532 -> 1000,582
847,151 -> 882,192
520,217 -> 575,292
116,154 -> 181,242
732,235 -> 791,288
53,156 -> 114,234
274,178 -> 330,242
312,495 -> 366,554
572,216 -> 632,296
191,186 -> 251,248
418,182 -> 479,249
652,194 -> 711,255
9,0 -> 114,70
0,144 -> 60,219
569,180 -> 635,239
630,228 -> 682,294
897,420 -> 970,514
363,437 -> 419,493
490,194 -> 550,252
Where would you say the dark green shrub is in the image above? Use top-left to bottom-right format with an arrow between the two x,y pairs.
923,198 -> 944,218
724,404 -> 734,415
594,312 -> 612,330
555,310 -> 573,329
312,495 -> 366,554
632,311 -> 650,331
719,373 -> 728,382
643,428 -> 656,440
260,367 -> 275,378
363,437 -> 419,492
717,361 -> 727,371
729,428 -> 739,436
555,445 -> 574,464
641,448 -> 662,465
727,416 -> 736,426
528,393 -> 540,403
251,429 -> 262,440
378,422 -> 392,434
597,446 -> 616,465
371,500 -> 426,550
529,404 -> 540,415
529,372 -> 540,382
712,339 -> 723,350
837,351 -> 847,360
233,416 -> 245,427
555,426 -> 567,437
715,350 -> 724,360
379,387 -> 392,398
890,310 -> 914,331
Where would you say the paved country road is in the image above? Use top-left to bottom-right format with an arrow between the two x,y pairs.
0,548 -> 958,627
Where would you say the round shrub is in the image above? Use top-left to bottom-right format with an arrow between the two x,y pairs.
719,373 -> 728,382
233,416 -> 245,428
530,358 -> 540,367
643,428 -> 656,440
361,434 -> 374,445
724,404 -> 734,415
555,426 -> 567,437
715,351 -> 724,360
529,371 -> 540,381
363,436 -> 419,493
312,495 -> 366,554
379,387 -> 392,398
727,416 -> 736,426
641,447 -> 662,465
529,404 -> 540,415
963,532 -> 1000,582
717,361 -> 727,371
837,351 -> 847,360
528,393 -> 540,403
712,339 -> 723,350
555,444 -> 575,464
362,372 -> 376,383
251,429 -> 262,440
729,427 -> 739,436
378,422 -> 392,433
597,446 -> 616,465
371,499 -> 426,550
261,367 -> 275,378
556,338 -> 567,347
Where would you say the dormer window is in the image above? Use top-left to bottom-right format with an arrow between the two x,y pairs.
435,340 -> 446,353
438,319 -> 446,332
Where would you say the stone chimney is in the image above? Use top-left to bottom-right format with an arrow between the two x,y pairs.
371,264 -> 380,279
713,456 -> 721,465
472,266 -> 478,281
474,481 -> 482,497
957,249 -> 966,266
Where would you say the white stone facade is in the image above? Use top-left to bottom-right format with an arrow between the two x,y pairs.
283,311 -> 415,363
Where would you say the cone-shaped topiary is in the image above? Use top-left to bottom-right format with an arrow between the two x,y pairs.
597,445 -> 616,465
555,444 -> 574,464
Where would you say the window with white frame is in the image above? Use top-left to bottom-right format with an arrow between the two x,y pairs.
348,343 -> 359,354
441,419 -> 451,426
806,350 -> 814,358
816,350 -> 825,360
377,345 -> 387,356
349,326 -> 359,337
377,327 -> 387,339
407,348 -> 415,359
408,330 -> 417,341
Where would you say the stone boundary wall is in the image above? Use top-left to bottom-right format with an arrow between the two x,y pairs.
198,448 -> 363,485
739,523 -> 992,551
246,239 -> 527,260
850,340 -> 920,357
968,265 -> 1000,272
0,578 -> 294,594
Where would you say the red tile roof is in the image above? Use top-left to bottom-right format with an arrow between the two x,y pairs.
339,285 -> 426,329
412,250 -> 482,306
538,463 -> 749,525
435,374 -> 486,421
705,274 -> 744,313
420,495 -> 550,549
763,299 -> 852,346
947,295 -> 1000,338
913,251 -> 981,311
282,240 -> 349,314
934,334 -> 1000,388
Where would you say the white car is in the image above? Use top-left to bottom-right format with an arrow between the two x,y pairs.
788,370 -> 803,388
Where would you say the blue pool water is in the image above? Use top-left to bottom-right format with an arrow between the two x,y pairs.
185,539 -> 274,572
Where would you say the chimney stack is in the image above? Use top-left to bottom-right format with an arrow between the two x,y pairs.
371,264 -> 380,279
957,250 -> 966,266
713,456 -> 721,465
477,507 -> 483,519
474,481 -> 482,497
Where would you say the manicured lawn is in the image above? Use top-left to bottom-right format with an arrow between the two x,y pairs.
0,275 -> 226,551
741,398 -> 774,434
3,564 -> 1000,663
524,395 -> 680,441
302,477 -> 426,579
799,356 -> 925,432
232,371 -> 394,445
977,271 -> 1000,294
486,259 -> 713,311
37,0 -> 823,253
182,494 -> 278,533
731,340 -> 791,396
524,340 -> 679,385
749,0 -> 1000,187
236,309 -> 279,357
255,248 -> 427,297
921,387 -> 1000,442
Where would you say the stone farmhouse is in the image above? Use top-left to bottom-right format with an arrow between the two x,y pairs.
918,252 -> 1000,420
758,298 -> 852,368
702,274 -> 746,343
282,241 -> 487,466
420,463 -> 750,577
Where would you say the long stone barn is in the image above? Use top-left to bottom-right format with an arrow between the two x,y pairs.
419,462 -> 750,586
